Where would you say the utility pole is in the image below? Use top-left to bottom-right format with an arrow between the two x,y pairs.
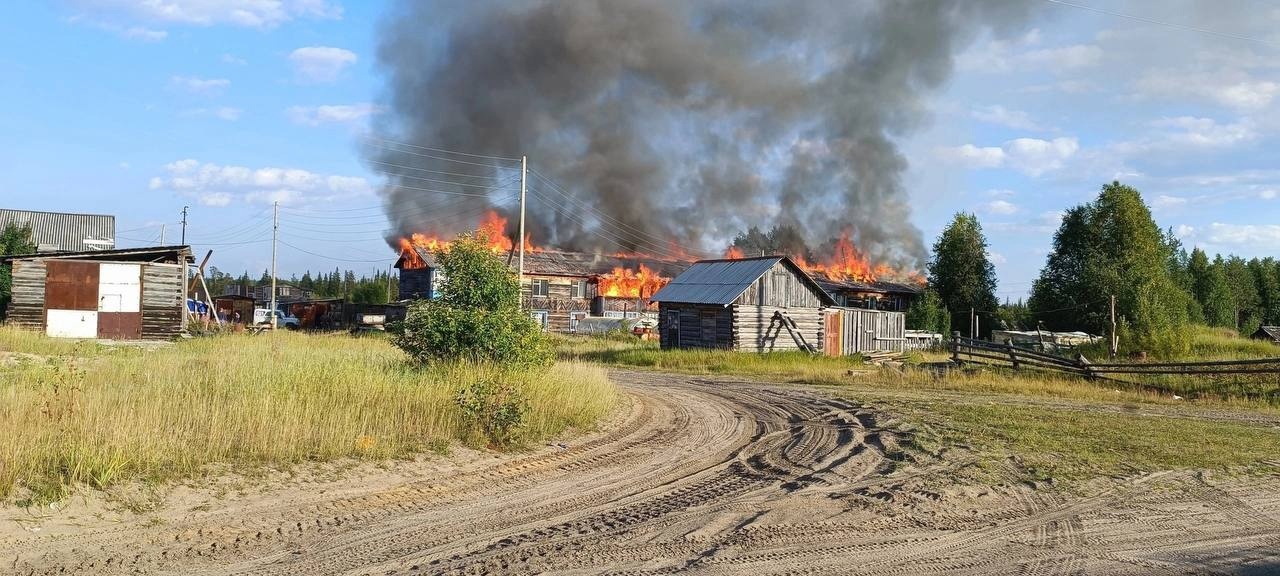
180,206 -> 189,245
159,224 -> 166,245
970,307 -> 976,339
1109,294 -> 1117,360
270,201 -> 279,330
518,155 -> 527,307
386,265 -> 392,303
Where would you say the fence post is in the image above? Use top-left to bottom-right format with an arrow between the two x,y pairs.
1005,338 -> 1019,370
951,331 -> 962,364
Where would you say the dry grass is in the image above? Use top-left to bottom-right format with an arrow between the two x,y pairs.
0,327 -> 618,503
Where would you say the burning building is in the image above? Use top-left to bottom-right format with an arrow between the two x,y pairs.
393,211 -> 687,332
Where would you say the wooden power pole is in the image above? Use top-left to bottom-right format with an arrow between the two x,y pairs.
270,201 -> 279,330
518,155 -> 527,309
1109,294 -> 1117,359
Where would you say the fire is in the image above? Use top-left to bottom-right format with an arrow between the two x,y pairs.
398,210 -> 539,269
724,246 -> 745,259
597,264 -> 670,298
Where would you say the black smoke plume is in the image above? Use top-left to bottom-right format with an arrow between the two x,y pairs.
372,0 -> 1032,270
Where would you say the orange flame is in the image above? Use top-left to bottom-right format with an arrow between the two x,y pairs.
597,264 -> 670,299
724,246 -> 745,259
398,210 -> 540,269
793,233 -> 922,285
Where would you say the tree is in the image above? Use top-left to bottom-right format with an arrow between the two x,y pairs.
904,289 -> 950,335
730,224 -> 813,261
1251,257 -> 1280,325
926,213 -> 998,337
392,231 -> 550,367
1223,256 -> 1261,333
0,224 -> 36,319
1192,253 -> 1235,328
350,281 -> 387,304
1029,182 -> 1190,356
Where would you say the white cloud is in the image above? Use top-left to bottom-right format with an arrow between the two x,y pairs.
958,29 -> 1100,74
289,46 -> 357,83
937,144 -> 1004,168
169,75 -> 229,95
286,103 -> 383,126
1152,195 -> 1188,210
149,159 -> 373,207
971,105 -> 1046,131
69,0 -> 342,29
987,251 -> 1008,265
939,137 -> 1078,177
221,53 -> 247,65
981,199 -> 1020,216
1111,117 -> 1258,158
1135,70 -> 1280,112
989,211 -> 1065,235
1199,223 -> 1280,250
199,192 -> 232,207
985,189 -> 1016,198
1003,138 -> 1079,177
183,107 -> 242,121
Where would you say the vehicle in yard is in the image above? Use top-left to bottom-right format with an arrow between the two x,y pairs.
253,308 -> 300,329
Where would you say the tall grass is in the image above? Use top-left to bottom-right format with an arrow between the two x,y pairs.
0,327 -> 617,502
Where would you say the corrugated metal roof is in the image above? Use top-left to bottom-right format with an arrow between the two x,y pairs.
0,209 -> 115,252
651,256 -> 834,306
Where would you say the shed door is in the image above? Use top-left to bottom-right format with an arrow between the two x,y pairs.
701,311 -> 718,348
667,310 -> 679,346
824,310 -> 843,356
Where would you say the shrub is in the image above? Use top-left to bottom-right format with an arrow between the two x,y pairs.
454,374 -> 530,446
391,231 -> 552,367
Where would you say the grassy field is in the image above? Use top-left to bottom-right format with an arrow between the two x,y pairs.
0,327 -> 617,503
557,333 -> 1280,484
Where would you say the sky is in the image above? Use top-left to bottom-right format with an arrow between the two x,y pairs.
2,1 -> 1279,300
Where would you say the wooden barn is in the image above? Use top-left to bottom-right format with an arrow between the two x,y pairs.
1,246 -> 192,340
650,256 -> 833,352
394,246 -> 687,332
651,255 -> 907,355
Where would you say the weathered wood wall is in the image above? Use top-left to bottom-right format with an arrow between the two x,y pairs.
733,261 -> 826,309
6,260 -> 46,329
141,263 -> 184,340
732,304 -> 823,352
658,302 -> 733,349
829,307 -> 905,354
399,267 -> 433,299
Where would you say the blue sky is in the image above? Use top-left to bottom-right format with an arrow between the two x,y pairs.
2,1 -> 1279,300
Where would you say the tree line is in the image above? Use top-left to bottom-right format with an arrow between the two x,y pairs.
204,267 -> 400,304
912,181 -> 1276,357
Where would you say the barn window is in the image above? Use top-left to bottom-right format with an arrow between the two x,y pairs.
531,279 -> 549,297
530,310 -> 549,329
570,279 -> 588,298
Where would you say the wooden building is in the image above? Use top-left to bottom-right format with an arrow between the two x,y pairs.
651,256 -> 834,352
1250,326 -> 1280,345
815,277 -> 921,312
212,294 -> 254,324
394,246 -> 687,333
1,246 -> 192,340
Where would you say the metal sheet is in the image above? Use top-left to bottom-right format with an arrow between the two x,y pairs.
97,312 -> 142,340
44,260 -> 99,311
0,209 -> 115,252
651,257 -> 784,305
46,309 -> 98,339
98,263 -> 141,312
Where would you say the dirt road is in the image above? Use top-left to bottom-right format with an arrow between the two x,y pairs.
4,371 -> 1280,575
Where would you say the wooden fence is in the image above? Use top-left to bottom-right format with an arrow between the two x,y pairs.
950,334 -> 1280,379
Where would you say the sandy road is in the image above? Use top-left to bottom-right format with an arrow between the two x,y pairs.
4,371 -> 1280,575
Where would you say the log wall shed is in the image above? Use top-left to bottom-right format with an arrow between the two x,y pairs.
2,246 -> 192,340
651,256 -> 835,352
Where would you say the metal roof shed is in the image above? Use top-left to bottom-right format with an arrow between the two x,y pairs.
0,209 -> 116,252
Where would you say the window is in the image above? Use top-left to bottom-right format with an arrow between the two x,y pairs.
530,310 -> 549,329
531,279 -> 549,297
604,311 -> 625,319
570,279 -> 588,299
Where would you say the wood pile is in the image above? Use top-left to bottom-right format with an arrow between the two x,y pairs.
861,350 -> 910,364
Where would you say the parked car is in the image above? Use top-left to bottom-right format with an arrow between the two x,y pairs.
253,308 -> 300,329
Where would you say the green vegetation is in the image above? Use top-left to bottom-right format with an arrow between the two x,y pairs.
889,398 -> 1279,483
392,231 -> 551,367
555,334 -> 867,381
0,223 -> 36,320
927,213 -> 998,337
1030,182 -> 1193,357
904,288 -> 950,335
0,328 -> 616,504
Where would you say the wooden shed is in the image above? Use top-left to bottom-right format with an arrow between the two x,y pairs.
651,256 -> 835,352
1,246 -> 192,340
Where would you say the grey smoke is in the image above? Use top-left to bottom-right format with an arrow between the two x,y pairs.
372,0 -> 1033,271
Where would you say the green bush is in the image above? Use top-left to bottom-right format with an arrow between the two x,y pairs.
391,231 -> 552,367
454,374 -> 530,446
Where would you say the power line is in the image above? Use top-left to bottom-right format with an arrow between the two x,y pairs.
373,163 -> 519,189
366,159 -> 509,182
363,136 -> 523,162
367,140 -> 522,169
1044,0 -> 1279,47
279,240 -> 391,263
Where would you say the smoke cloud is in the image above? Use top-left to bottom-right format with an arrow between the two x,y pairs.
372,0 -> 1033,270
